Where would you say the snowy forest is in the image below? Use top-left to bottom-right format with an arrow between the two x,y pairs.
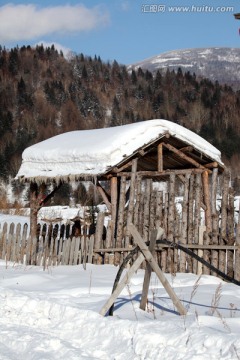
1,44 -> 240,203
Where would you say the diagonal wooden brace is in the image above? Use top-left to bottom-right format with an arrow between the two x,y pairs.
99,253 -> 145,316
129,223 -> 187,316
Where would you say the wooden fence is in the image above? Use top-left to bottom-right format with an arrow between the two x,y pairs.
1,171 -> 240,281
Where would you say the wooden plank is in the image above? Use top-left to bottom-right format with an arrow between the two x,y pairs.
115,176 -> 127,264
202,170 -> 211,275
133,175 -> 142,231
187,174 -> 194,272
129,224 -> 187,315
11,234 -> 17,263
52,237 -> 58,266
69,237 -> 76,265
192,173 -> 201,274
180,174 -> 190,272
110,176 -> 118,247
143,179 -> 152,242
15,223 -> 21,263
95,212 -> 105,249
227,187 -> 235,278
93,244 -> 238,251
37,236 -> 44,266
99,253 -> 145,316
125,158 -> 138,247
61,239 -> 66,265
65,238 -> 71,265
219,171 -> 230,273
105,220 -> 112,249
8,222 -> 14,262
73,237 -> 80,265
48,235 -> 55,267
25,235 -> 32,266
168,173 -> 176,273
161,192 -> 168,272
117,168 -> 206,177
57,237 -> 63,265
1,222 -> 8,261
21,223 -> 28,264
42,237 -> 49,270
3,224 -> 7,261
211,168 -> 219,275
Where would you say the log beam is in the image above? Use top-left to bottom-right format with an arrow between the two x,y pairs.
163,142 -> 206,169
110,177 -> 118,244
96,181 -> 111,211
157,143 -> 163,172
117,168 -> 208,178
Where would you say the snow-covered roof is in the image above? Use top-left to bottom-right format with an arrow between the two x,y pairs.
16,119 -> 224,182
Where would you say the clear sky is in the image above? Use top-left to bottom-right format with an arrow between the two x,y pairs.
0,0 -> 239,65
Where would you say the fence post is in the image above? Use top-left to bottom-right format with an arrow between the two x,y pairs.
197,225 -> 206,275
235,203 -> 240,281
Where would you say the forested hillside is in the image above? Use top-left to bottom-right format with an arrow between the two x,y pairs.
1,44 -> 240,184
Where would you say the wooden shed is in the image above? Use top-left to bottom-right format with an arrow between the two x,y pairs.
15,119 -> 232,273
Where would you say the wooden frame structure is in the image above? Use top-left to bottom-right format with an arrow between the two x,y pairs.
24,128 -> 224,244
15,120 -> 227,287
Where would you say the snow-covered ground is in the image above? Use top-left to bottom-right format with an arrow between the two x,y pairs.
0,262 -> 240,360
0,211 -> 240,359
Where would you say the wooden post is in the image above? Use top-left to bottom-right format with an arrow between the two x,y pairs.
187,174 -> 194,272
140,229 -> 157,310
125,158 -> 138,247
202,170 -> 212,234
211,168 -> 219,274
227,187 -> 235,278
193,173 -> 202,274
202,170 -> 211,275
197,225 -> 206,275
180,173 -> 190,273
30,182 -> 39,238
115,176 -> 127,265
143,179 -> 152,242
219,171 -> 230,273
235,203 -> 240,281
133,175 -> 142,231
110,176 -> 118,247
161,192 -> 168,272
94,212 -> 105,264
157,143 -> 163,172
168,173 -> 176,273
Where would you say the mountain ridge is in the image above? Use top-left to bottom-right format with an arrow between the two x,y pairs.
128,47 -> 240,89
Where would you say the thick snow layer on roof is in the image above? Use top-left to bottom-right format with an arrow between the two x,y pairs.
16,119 -> 223,180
